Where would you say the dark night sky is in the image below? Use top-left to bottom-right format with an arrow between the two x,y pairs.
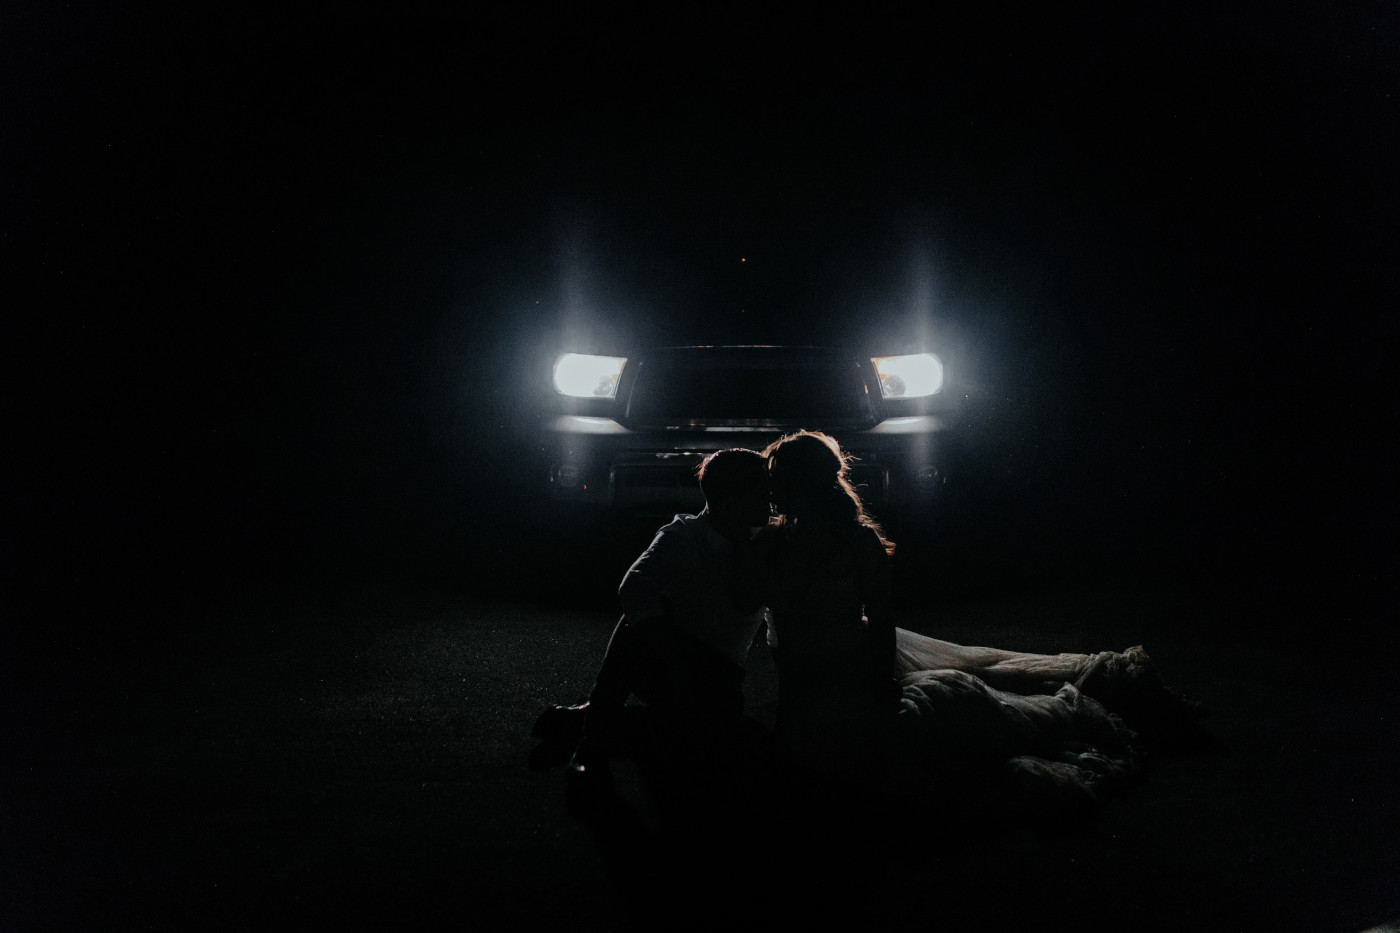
6,6 -> 1397,607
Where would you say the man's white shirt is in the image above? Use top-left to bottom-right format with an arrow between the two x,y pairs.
618,511 -> 766,667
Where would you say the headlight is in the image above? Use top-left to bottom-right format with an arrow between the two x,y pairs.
872,353 -> 943,399
552,353 -> 627,398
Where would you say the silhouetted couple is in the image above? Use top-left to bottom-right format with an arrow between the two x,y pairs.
531,433 -> 1203,828
529,448 -> 771,823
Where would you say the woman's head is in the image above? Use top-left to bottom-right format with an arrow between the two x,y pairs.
762,431 -> 894,553
764,431 -> 847,505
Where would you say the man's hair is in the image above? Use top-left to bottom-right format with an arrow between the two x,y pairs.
697,448 -> 768,505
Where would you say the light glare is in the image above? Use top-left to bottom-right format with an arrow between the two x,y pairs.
873,353 -> 943,399
553,353 -> 626,398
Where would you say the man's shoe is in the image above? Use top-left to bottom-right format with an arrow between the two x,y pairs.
528,736 -> 576,771
532,702 -> 589,741
528,703 -> 592,772
565,737 -> 615,822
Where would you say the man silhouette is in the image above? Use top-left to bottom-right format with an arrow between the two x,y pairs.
530,448 -> 772,808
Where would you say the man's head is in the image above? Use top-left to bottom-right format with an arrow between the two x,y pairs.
697,448 -> 772,535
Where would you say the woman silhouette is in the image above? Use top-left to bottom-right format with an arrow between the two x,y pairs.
757,431 -> 1200,807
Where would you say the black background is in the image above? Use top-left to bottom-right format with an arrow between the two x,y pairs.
6,8 -> 1400,931
6,5 -> 1396,617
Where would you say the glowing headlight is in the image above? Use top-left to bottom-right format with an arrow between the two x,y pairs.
872,353 -> 943,399
552,353 -> 627,398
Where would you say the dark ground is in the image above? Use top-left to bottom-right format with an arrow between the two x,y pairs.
5,531 -> 1397,932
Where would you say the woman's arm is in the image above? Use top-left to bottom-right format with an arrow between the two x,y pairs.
731,521 -> 777,615
857,528 -> 896,682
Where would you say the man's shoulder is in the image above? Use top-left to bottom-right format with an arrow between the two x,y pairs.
636,511 -> 706,556
655,511 -> 708,539
643,511 -> 731,566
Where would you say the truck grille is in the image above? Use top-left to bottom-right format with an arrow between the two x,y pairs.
623,351 -> 876,428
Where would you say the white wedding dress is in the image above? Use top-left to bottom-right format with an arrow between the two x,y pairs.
892,629 -> 1147,807
764,522 -> 1154,806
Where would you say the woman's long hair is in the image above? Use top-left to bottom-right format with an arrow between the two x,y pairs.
763,431 -> 895,556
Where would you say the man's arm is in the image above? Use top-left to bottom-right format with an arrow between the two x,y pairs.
857,528 -> 897,689
617,524 -> 708,703
618,522 -> 690,629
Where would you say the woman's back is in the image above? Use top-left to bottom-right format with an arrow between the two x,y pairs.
764,517 -> 895,779
761,430 -> 899,781
767,519 -> 886,674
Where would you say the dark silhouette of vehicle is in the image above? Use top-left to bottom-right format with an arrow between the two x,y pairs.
540,344 -> 955,519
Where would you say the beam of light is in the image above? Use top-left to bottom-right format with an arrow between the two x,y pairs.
551,354 -> 627,398
872,353 -> 944,398
543,415 -> 629,434
868,415 -> 944,434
